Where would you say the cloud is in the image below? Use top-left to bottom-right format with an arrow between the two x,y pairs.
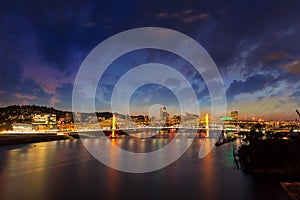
281,59 -> 300,75
0,14 -> 78,107
226,74 -> 275,102
54,83 -> 73,110
227,77 -> 300,120
156,10 -> 210,23
23,63 -> 74,95
50,96 -> 60,105
0,0 -> 300,119
262,51 -> 290,63
129,84 -> 181,114
183,13 -> 210,23
13,93 -> 36,100
181,9 -> 193,15
227,96 -> 297,120
157,12 -> 168,18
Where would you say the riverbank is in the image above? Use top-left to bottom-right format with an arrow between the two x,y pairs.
0,133 -> 79,146
215,137 -> 237,146
238,138 -> 300,181
281,182 -> 300,200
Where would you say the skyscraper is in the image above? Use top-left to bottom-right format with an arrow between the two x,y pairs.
160,107 -> 168,119
231,111 -> 239,126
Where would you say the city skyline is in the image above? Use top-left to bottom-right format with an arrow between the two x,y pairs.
1,104 -> 298,123
1,1 -> 300,120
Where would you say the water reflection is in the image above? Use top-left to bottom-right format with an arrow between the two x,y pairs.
200,139 -> 217,200
0,133 -> 290,200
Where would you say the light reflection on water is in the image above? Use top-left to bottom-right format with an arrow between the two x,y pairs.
0,133 -> 290,200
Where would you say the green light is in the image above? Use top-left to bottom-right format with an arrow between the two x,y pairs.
220,117 -> 233,121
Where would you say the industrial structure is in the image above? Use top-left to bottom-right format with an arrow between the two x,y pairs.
296,109 -> 300,119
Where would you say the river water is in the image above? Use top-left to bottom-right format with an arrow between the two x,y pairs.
0,133 -> 290,200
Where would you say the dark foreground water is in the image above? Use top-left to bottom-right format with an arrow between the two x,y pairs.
0,134 -> 289,200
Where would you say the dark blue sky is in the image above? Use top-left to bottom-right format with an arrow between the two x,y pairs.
0,0 -> 300,120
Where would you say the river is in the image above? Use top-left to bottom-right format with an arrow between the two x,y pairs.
0,133 -> 290,200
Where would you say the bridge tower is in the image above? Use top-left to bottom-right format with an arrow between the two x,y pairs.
110,114 -> 118,139
205,113 -> 209,137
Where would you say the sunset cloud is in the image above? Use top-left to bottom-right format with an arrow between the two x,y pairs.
13,93 -> 36,100
0,0 -> 299,119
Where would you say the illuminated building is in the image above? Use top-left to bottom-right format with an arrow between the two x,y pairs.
32,114 -> 57,130
160,107 -> 170,123
12,123 -> 33,132
64,113 -> 73,123
160,107 -> 168,119
58,123 -> 76,131
231,111 -> 238,121
231,111 -> 239,126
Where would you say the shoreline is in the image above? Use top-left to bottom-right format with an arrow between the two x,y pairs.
0,133 -> 79,146
215,137 -> 237,146
238,138 -> 300,181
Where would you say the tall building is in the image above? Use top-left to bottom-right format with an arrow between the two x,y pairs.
160,107 -> 170,122
160,107 -> 167,119
231,111 -> 239,126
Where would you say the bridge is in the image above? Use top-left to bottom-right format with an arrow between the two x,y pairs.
74,114 -> 251,138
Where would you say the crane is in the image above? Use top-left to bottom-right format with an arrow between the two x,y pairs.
296,109 -> 300,118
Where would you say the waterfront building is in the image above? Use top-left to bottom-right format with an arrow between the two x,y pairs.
32,114 -> 57,130
12,123 -> 33,132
